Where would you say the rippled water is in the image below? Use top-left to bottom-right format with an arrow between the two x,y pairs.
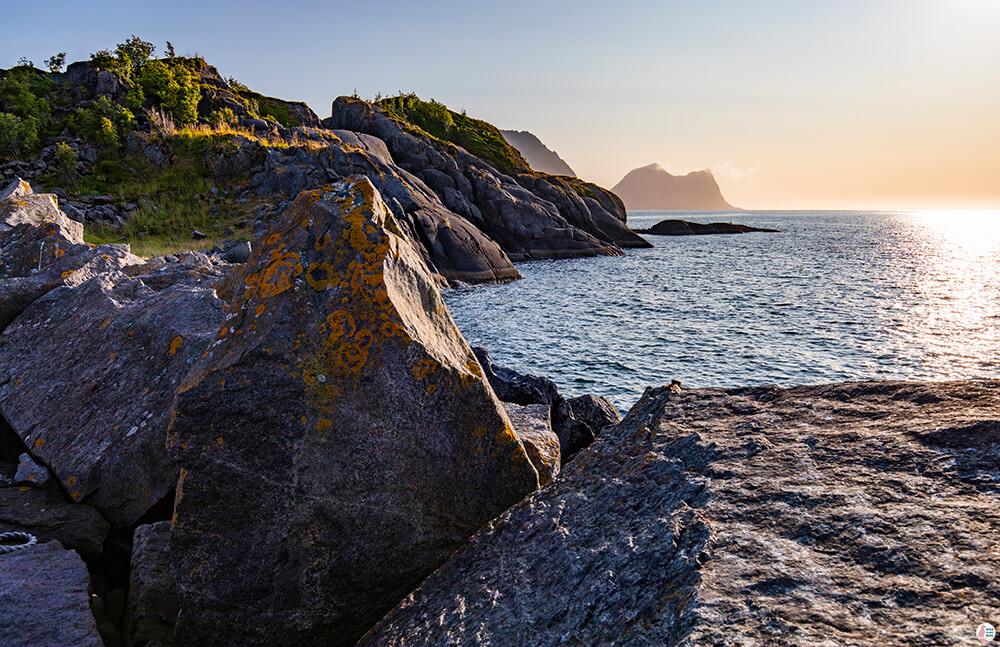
443,211 -> 1000,412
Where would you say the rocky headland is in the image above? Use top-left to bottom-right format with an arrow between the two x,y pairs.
499,129 -> 577,177
613,163 -> 737,211
637,218 -> 780,235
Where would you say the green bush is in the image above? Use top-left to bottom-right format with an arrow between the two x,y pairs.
72,97 -> 134,149
0,112 -> 39,159
208,107 -> 236,128
0,67 -> 51,123
52,142 -> 79,188
137,59 -> 200,125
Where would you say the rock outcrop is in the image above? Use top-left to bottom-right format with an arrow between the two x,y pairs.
324,97 -> 649,263
502,403 -> 560,486
168,178 -> 539,646
357,380 -> 1000,647
499,129 -> 576,177
637,218 -> 779,235
0,541 -> 105,647
0,266 -> 226,527
612,163 -> 737,210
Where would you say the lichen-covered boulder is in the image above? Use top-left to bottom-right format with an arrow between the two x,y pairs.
0,178 -> 84,243
0,486 -> 109,554
502,403 -> 560,485
0,270 -> 226,527
0,541 -> 104,647
168,177 -> 539,646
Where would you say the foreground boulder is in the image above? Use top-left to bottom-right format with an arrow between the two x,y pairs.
168,177 -> 539,646
0,269 -> 226,527
0,541 -> 104,647
0,178 -> 84,243
358,380 -> 1000,646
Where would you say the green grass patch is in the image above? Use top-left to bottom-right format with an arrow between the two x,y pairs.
376,94 -> 530,175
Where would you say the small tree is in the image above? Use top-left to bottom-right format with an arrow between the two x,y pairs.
52,142 -> 79,188
45,53 -> 66,73
0,113 -> 39,160
165,41 -> 176,59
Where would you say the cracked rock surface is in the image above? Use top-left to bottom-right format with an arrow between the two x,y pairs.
359,380 -> 1000,647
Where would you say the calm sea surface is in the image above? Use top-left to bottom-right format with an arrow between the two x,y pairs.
443,210 -> 1000,412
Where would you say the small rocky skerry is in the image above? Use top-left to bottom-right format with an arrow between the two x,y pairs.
1,179 -> 996,647
637,218 -> 780,235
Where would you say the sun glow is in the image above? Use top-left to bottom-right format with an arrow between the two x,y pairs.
910,210 -> 1000,251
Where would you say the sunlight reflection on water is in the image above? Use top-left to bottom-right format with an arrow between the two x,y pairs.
445,211 -> 1000,412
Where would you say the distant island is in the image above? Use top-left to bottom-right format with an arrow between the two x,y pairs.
500,129 -> 576,177
612,163 -> 737,210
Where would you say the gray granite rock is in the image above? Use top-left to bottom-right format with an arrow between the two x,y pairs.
0,486 -> 109,554
13,453 -> 52,487
567,393 -> 622,435
0,540 -> 104,647
168,179 -> 538,646
357,380 -> 1000,647
503,403 -> 560,485
127,521 -> 177,646
0,178 -> 84,243
0,269 -> 226,527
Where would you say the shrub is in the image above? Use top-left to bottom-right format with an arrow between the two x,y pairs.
0,67 -> 51,123
207,107 -> 236,128
0,112 -> 39,160
137,59 -> 200,125
45,53 -> 66,73
72,97 -> 134,149
52,142 -> 80,188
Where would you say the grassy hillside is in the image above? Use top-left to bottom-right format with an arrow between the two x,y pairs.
376,94 -> 531,175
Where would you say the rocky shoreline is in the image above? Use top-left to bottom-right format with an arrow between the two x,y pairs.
1,178 -> 997,646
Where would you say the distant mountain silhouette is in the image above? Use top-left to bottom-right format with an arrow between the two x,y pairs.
612,163 -> 737,210
500,130 -> 576,177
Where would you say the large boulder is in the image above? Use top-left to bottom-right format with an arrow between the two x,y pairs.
0,269 -> 226,527
168,177 -> 539,646
127,522 -> 178,647
0,180 -> 143,332
357,380 -> 1000,646
0,541 -> 104,647
1,178 -> 84,243
0,486 -> 109,554
567,394 -> 621,435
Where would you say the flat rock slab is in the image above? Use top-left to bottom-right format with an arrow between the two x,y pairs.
358,380 -> 1000,647
0,540 -> 104,647
0,270 -> 225,527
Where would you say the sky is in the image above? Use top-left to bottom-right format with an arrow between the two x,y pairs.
3,0 -> 999,210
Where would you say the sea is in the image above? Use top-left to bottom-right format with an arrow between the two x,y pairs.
443,210 -> 1000,413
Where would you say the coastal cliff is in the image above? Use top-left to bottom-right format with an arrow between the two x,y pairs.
499,129 -> 577,177
613,163 -> 737,210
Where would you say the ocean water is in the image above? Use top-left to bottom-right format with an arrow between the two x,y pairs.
443,210 -> 1000,413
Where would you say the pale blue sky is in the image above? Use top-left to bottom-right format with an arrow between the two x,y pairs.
4,1 -> 999,208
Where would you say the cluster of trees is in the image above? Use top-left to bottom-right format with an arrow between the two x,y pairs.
0,36 -> 203,161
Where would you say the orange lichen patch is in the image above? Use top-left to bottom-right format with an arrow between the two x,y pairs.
255,304 -> 266,317
53,248 -> 65,258
464,358 -> 484,378
129,330 -> 134,336
305,261 -> 335,291
301,416 -> 308,425
245,250 -> 303,299
67,476 -> 77,486
99,317 -> 112,330
168,336 -> 184,355
316,419 -> 332,431
216,437 -> 224,445
427,384 -> 438,394
71,491 -> 81,501
265,232 -> 281,246
412,359 -> 437,381
325,310 -> 356,341
315,233 -> 331,251
34,438 -> 43,448
472,427 -> 487,439
108,353 -> 117,361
